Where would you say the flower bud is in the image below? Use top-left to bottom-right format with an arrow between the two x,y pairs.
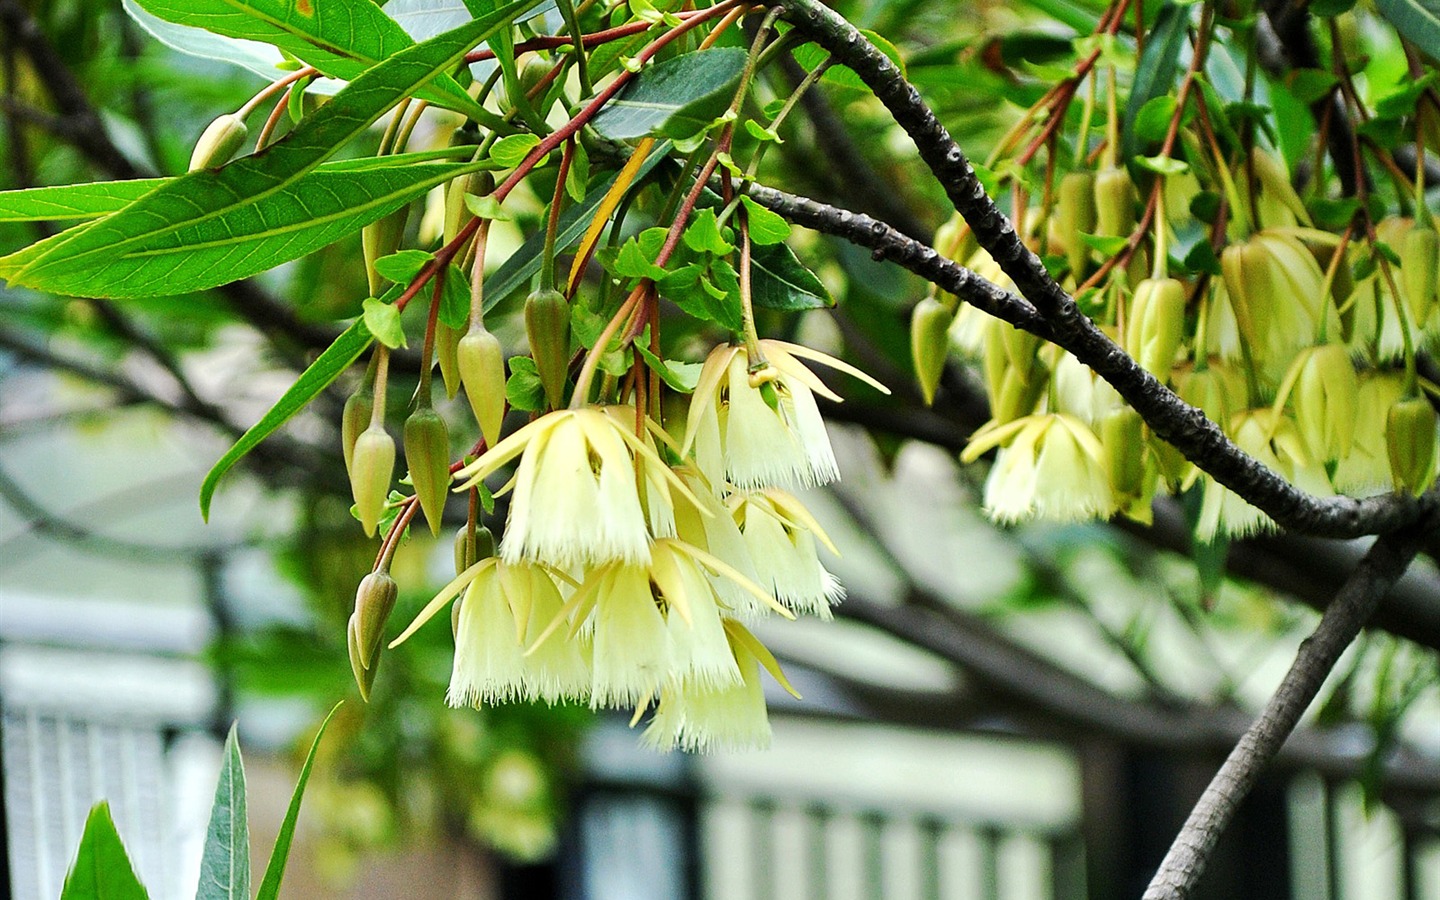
454,523 -> 496,575
350,424 -> 395,537
444,171 -> 497,244
363,206 -> 409,295
188,114 -> 248,171
1402,223 -> 1439,324
1125,277 -> 1186,382
437,321 -> 463,399
1057,171 -> 1096,276
1094,166 -> 1136,238
348,611 -> 382,701
1176,365 -> 1247,433
341,385 -> 374,475
352,571 -> 399,671
459,327 -> 506,448
524,288 -> 570,410
1101,407 -> 1147,501
404,406 -> 452,536
1388,397 -> 1438,496
910,297 -> 954,406
1288,344 -> 1358,463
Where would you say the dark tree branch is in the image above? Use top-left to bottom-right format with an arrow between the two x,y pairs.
1141,518 -> 1435,899
766,0 -> 1431,540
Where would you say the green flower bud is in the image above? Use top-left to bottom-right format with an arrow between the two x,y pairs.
437,321 -> 463,400
1288,344 -> 1358,463
353,571 -> 399,671
1176,365 -> 1247,433
1125,277 -> 1186,382
404,406 -> 452,536
982,322 -> 1044,424
454,523 -> 495,575
350,424 -> 395,537
459,327 -> 506,448
347,611 -> 382,701
1388,397 -> 1438,496
910,297 -> 954,406
1101,407 -> 1146,500
1057,171 -> 1096,277
444,171 -> 497,244
524,288 -> 571,410
363,206 -> 410,296
341,386 -> 374,475
1094,166 -> 1136,239
1402,223 -> 1439,324
188,114 -> 249,171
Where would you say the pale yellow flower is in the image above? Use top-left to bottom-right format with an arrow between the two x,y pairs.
452,407 -> 698,567
682,340 -> 888,491
963,413 -> 1117,523
729,489 -> 843,618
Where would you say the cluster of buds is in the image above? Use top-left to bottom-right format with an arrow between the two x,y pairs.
918,149 -> 1440,539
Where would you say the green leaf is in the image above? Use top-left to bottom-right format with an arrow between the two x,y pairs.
1286,68 -> 1339,104
465,192 -> 515,221
613,237 -> 668,280
683,208 -> 733,255
490,133 -> 542,168
362,296 -> 407,348
1081,233 -> 1131,255
373,248 -> 433,284
1376,0 -> 1440,55
439,262 -> 472,328
505,355 -> 546,411
197,724 -> 250,900
740,196 -> 791,245
1133,95 -> 1179,144
750,242 -> 832,310
0,179 -> 165,223
1183,240 -> 1222,276
1121,0 -> 1190,162
256,703 -> 342,900
60,802 -> 150,900
130,0 -> 488,119
635,343 -> 701,392
0,6 -> 536,297
592,47 -> 748,141
200,319 -> 373,518
1135,154 -> 1189,176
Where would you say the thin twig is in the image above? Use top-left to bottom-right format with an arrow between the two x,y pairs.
1142,515 -> 1436,899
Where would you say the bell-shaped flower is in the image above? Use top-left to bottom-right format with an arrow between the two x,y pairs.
453,407 -> 698,567
963,413 -> 1117,523
1333,372 -> 1407,493
682,340 -> 888,491
729,489 -> 843,618
642,621 -> 798,752
1196,408 -> 1333,540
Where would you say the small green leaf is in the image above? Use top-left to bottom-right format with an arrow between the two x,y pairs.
750,242 -> 832,310
197,724 -> 249,900
1133,95 -> 1179,144
464,193 -> 514,221
744,119 -> 784,144
1286,68 -> 1339,104
363,297 -> 407,348
635,343 -> 701,392
256,703 -> 342,900
740,195 -> 791,245
1190,190 -> 1221,224
505,355 -> 546,411
373,249 -> 433,284
592,47 -> 748,141
1081,233 -> 1131,255
1183,240 -> 1222,276
490,133 -> 542,168
439,263 -> 471,329
60,802 -> 150,900
613,237 -> 667,280
1122,0 -> 1191,161
683,208 -> 733,255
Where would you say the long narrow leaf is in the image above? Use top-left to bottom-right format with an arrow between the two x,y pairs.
0,1 -> 538,297
196,725 -> 249,900
132,0 -> 486,118
256,702 -> 343,900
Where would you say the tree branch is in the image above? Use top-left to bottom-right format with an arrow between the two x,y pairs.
1141,517 -> 1435,899
766,0 -> 1431,540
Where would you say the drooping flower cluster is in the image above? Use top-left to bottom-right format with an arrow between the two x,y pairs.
921,149 -> 1440,540
386,342 -> 885,751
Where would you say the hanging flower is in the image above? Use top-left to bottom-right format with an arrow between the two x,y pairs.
963,413 -> 1117,523
682,340 -> 888,491
452,407 -> 698,567
729,489 -> 844,618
